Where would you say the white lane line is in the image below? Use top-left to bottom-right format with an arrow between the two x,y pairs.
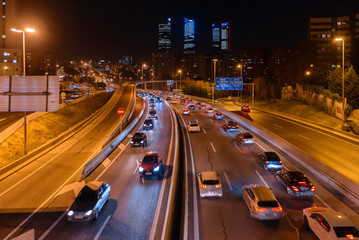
299,134 -> 311,141
255,142 -> 267,152
118,143 -> 125,149
339,153 -> 351,160
94,215 -> 111,240
283,165 -> 289,171
210,142 -> 216,153
150,137 -> 154,141
315,194 -> 332,209
127,134 -> 133,138
0,118 -> 6,122
38,212 -> 67,240
255,170 -> 269,188
223,172 -> 233,192
202,128 -> 206,134
209,119 -> 214,123
196,119 -> 199,122
285,214 -> 300,238
273,123 -> 281,128
133,159 -> 141,175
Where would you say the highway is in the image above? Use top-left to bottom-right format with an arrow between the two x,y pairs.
171,97 -> 358,240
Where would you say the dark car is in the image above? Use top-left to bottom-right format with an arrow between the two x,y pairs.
241,105 -> 251,112
166,96 -> 171,101
67,181 -> 111,222
257,152 -> 282,170
223,121 -> 239,131
131,132 -> 147,147
156,97 -> 162,102
150,103 -> 156,108
148,110 -> 158,119
276,171 -> 315,197
236,132 -> 255,144
189,105 -> 195,110
138,151 -> 163,179
149,98 -> 155,103
143,119 -> 154,130
214,112 -> 224,120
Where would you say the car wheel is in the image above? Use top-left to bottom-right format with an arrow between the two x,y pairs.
304,216 -> 311,231
286,187 -> 292,195
93,211 -> 99,221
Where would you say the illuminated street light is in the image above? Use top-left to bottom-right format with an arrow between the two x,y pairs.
142,64 -> 147,90
236,64 -> 242,78
178,69 -> 182,90
335,37 -> 345,124
213,59 -> 218,105
305,71 -> 311,76
11,28 -> 35,76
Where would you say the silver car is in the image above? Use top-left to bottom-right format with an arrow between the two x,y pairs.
242,184 -> 284,220
197,171 -> 223,197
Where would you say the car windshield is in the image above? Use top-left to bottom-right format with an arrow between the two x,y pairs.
142,155 -> 158,164
133,133 -> 143,139
228,122 -> 237,126
243,133 -> 253,138
257,201 -> 279,208
190,123 -> 198,126
76,186 -> 97,202
265,152 -> 280,161
144,120 -> 152,124
289,172 -> 308,182
149,111 -> 156,114
202,180 -> 220,185
334,227 -> 359,237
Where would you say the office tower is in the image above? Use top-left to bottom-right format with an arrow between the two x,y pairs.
184,17 -> 195,54
212,21 -> 220,52
158,17 -> 172,52
221,22 -> 230,52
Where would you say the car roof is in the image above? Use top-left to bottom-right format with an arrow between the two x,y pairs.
287,171 -> 306,177
200,171 -> 219,180
145,151 -> 159,156
315,210 -> 355,226
86,181 -> 104,191
250,185 -> 277,201
264,152 -> 279,158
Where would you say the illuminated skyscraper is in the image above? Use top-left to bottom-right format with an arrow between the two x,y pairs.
158,17 -> 172,52
212,21 -> 220,52
221,22 -> 231,52
184,17 -> 195,54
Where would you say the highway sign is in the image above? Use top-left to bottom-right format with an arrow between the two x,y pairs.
167,80 -> 174,86
117,108 -> 125,116
231,78 -> 243,90
215,78 -> 230,90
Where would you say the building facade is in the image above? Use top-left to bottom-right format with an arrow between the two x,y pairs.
158,17 -> 171,52
184,17 -> 195,54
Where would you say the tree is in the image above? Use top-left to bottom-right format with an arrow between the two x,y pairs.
327,67 -> 342,96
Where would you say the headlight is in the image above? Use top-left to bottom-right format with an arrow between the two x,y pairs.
131,141 -> 134,144
85,210 -> 93,216
153,166 -> 160,172
139,166 -> 144,172
140,141 -> 144,143
68,210 -> 74,216
150,124 -> 152,126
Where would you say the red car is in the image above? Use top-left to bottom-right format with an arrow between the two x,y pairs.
214,112 -> 224,120
188,100 -> 194,104
241,105 -> 251,112
138,152 -> 163,179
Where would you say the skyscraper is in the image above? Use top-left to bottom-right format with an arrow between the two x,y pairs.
212,21 -> 220,52
184,17 -> 195,54
158,17 -> 172,52
221,22 -> 230,52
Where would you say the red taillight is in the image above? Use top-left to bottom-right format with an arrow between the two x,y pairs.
292,186 -> 299,192
346,234 -> 354,239
279,160 -> 282,164
255,206 -> 267,212
310,186 -> 315,192
242,138 -> 246,141
200,184 -> 207,188
215,184 -> 222,188
265,161 -> 269,164
272,206 -> 282,212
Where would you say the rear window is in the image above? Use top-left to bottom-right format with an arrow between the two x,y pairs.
243,133 -> 253,138
334,227 -> 359,237
133,133 -> 143,139
144,120 -> 152,124
143,155 -> 158,164
202,180 -> 220,185
265,152 -> 280,162
257,201 -> 279,208
149,111 -> 156,114
190,123 -> 198,127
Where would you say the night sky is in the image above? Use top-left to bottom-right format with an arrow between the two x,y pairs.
20,0 -> 359,63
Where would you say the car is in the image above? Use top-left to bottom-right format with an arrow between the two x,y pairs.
236,132 -> 255,144
242,184 -> 284,220
138,151 -> 163,179
149,98 -> 155,103
257,152 -> 283,170
276,171 -> 315,197
131,132 -> 147,148
189,105 -> 195,110
197,171 -> 223,197
214,112 -> 224,120
67,181 -> 111,222
303,207 -> 359,240
187,121 -> 200,132
143,119 -> 154,130
200,104 -> 207,110
188,99 -> 194,104
181,99 -> 186,105
166,97 -> 171,101
223,121 -> 239,131
195,102 -> 201,108
241,105 -> 251,112
171,99 -> 178,104
149,103 -> 156,108
206,108 -> 214,114
156,97 -> 162,102
71,92 -> 81,99
183,109 -> 190,115
148,110 -> 158,119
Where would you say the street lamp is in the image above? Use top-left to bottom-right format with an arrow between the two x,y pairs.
11,28 -> 35,76
178,69 -> 182,90
213,59 -> 218,105
236,64 -> 243,103
142,63 -> 146,90
335,37 -> 345,124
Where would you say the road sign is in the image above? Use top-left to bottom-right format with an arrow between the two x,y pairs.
117,108 -> 125,116
167,80 -> 173,86
231,78 -> 243,90
215,78 -> 230,90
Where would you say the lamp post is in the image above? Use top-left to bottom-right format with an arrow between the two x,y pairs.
178,69 -> 182,90
3,66 -> 7,76
335,38 -> 345,124
11,28 -> 35,76
142,63 -> 146,90
213,59 -> 218,105
236,64 -> 243,103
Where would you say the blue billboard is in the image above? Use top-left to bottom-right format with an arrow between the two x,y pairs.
230,78 -> 243,90
215,78 -> 230,90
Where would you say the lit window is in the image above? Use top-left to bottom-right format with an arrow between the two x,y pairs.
3,52 -> 7,56
327,34 -> 331,38
13,60 -> 16,63
338,22 -> 341,26
4,59 -> 7,63
322,34 -> 326,38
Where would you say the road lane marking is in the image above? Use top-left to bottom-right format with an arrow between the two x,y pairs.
94,215 -> 111,240
0,118 -> 6,122
255,142 -> 267,151
223,172 -> 233,191
255,170 -> 269,188
118,143 -> 125,149
315,194 -> 332,209
101,158 -> 111,168
285,214 -> 300,237
202,128 -> 206,134
299,134 -> 311,141
339,153 -> 351,160
209,119 -> 214,123
210,142 -> 216,152
273,123 -> 281,128
39,212 -> 67,240
133,159 -> 141,175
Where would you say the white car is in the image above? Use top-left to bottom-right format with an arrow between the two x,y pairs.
303,207 -> 359,240
206,108 -> 214,114
183,109 -> 190,115
197,171 -> 223,197
187,121 -> 200,132
171,100 -> 178,104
